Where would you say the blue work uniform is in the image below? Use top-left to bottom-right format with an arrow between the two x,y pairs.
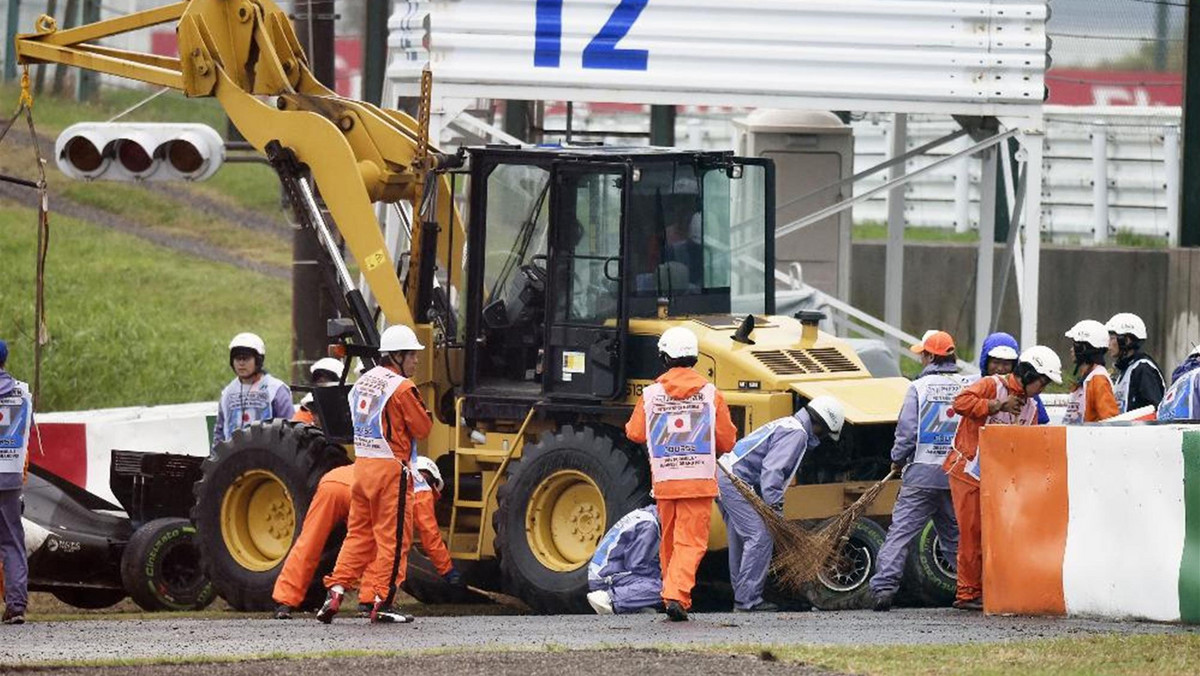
870,361 -> 964,598
717,409 -> 820,610
587,505 -> 662,614
0,369 -> 32,615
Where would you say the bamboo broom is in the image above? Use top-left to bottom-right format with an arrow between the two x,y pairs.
719,463 -> 898,593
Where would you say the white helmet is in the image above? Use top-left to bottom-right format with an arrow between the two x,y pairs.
1065,320 -> 1109,350
300,392 -> 314,408
805,395 -> 845,441
987,345 -> 1019,361
1019,346 -> 1063,384
229,332 -> 266,356
379,325 -> 424,353
658,327 -> 699,359
414,455 -> 444,493
1105,313 -> 1147,340
310,357 -> 345,380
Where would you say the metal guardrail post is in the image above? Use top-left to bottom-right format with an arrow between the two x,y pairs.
885,113 -> 907,354
954,138 -> 972,234
1092,121 -> 1109,245
1166,124 -> 1181,248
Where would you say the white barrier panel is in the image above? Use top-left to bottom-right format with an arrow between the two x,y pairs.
389,0 -> 1047,116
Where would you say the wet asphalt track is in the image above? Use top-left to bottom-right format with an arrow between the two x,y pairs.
4,608 -> 1195,666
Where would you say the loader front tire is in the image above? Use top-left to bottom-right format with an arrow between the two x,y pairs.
192,420 -> 349,611
493,425 -> 649,614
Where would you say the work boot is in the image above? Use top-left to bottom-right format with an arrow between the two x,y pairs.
2,608 -> 25,625
734,601 -> 780,613
665,600 -> 688,622
357,602 -> 373,618
369,599 -> 414,624
953,597 -> 983,611
316,587 -> 344,624
273,604 -> 293,620
586,590 -> 614,615
872,592 -> 894,612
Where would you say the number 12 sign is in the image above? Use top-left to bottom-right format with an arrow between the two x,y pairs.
534,0 -> 650,71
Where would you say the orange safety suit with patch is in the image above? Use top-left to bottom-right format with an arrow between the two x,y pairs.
626,367 -> 736,610
412,484 -> 453,576
324,364 -> 432,603
272,465 -> 353,608
1068,364 -> 1120,423
946,373 -> 1039,603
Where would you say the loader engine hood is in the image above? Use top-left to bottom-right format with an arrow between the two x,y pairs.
629,315 -> 908,424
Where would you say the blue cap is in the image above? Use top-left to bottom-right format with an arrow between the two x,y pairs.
0,339 -> 7,365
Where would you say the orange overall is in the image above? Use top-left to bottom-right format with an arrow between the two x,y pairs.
626,367 -> 736,609
292,407 -> 316,425
324,365 -> 432,603
946,373 -> 1039,603
412,487 -> 453,575
272,465 -> 353,608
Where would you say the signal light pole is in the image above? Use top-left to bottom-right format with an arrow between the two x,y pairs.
292,1 -> 340,382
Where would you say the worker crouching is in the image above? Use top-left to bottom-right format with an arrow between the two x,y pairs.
626,327 -> 736,622
410,455 -> 463,587
871,331 -> 967,611
271,465 -> 354,619
717,396 -> 843,612
586,504 -> 662,615
319,325 -> 432,624
944,346 -> 1061,610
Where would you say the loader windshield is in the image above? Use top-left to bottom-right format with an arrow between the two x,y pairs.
627,158 -> 772,316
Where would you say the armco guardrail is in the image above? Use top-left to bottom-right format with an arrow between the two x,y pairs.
980,424 -> 1200,623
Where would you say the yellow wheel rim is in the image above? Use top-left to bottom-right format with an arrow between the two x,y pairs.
220,469 -> 295,572
525,470 -> 606,572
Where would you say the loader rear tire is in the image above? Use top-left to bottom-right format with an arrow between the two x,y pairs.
493,425 -> 649,614
192,420 -> 349,612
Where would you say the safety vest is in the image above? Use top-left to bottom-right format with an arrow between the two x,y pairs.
1063,365 -> 1111,425
0,379 -> 33,476
410,443 -> 431,493
1158,370 -> 1199,421
642,382 -> 717,484
349,366 -> 407,460
718,414 -> 805,472
912,373 -> 972,466
588,506 -> 658,584
964,375 -> 1038,481
218,374 -> 287,441
1113,357 -> 1164,414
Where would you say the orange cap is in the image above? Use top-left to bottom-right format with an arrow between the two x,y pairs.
910,330 -> 955,356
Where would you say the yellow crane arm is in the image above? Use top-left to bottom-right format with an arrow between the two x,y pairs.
15,0 -> 464,332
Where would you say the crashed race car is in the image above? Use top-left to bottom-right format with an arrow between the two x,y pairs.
22,451 -> 214,611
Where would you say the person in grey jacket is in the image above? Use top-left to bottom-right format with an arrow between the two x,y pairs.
716,396 -> 843,612
870,330 -> 967,611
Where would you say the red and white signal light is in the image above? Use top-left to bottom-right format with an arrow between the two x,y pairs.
55,123 -> 225,181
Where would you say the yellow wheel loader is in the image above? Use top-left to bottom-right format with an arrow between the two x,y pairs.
16,0 -> 910,614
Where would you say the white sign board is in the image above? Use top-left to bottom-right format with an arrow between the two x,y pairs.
388,0 -> 1049,116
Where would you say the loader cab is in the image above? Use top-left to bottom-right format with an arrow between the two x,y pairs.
461,147 -> 774,410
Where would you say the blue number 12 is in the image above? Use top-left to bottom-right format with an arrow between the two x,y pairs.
535,0 -> 649,71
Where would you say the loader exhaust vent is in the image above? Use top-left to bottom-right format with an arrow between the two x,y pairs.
806,348 -> 859,373
752,348 -> 861,375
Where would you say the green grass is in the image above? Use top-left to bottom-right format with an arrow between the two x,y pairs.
853,221 -> 980,243
737,633 -> 1200,676
0,204 -> 291,412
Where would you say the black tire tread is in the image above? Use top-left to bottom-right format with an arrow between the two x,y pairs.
120,517 -> 216,611
191,420 -> 349,611
492,424 -> 650,614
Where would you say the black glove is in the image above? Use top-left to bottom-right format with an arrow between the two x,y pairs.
890,462 -> 905,474
770,503 -> 784,517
